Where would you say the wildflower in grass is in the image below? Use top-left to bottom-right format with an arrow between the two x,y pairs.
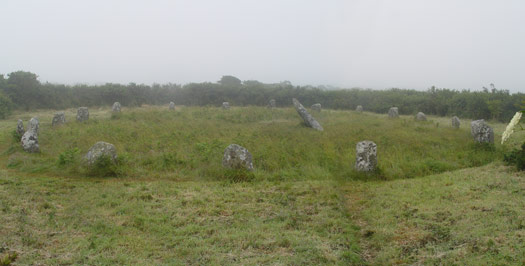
502,111 -> 523,144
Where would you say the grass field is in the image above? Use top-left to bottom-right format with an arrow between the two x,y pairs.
0,105 -> 523,265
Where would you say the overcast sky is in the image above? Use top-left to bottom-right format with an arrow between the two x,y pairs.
1,0 -> 524,91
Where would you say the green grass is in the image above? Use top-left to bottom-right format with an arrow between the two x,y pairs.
0,105 -> 520,265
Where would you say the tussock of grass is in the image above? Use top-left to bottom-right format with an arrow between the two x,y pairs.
0,106 -> 501,180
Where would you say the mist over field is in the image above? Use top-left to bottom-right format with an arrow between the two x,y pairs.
1,0 -> 525,91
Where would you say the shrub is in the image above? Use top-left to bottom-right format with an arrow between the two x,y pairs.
0,92 -> 13,119
503,142 -> 525,170
57,147 -> 81,166
85,155 -> 118,177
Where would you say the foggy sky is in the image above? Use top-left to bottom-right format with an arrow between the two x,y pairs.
1,0 -> 525,92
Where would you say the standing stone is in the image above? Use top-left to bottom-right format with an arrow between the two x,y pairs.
311,103 -> 322,112
470,119 -> 494,143
76,107 -> 89,122
222,144 -> 254,170
451,116 -> 460,128
269,99 -> 276,108
292,98 -> 324,131
52,112 -> 66,126
355,141 -> 377,172
84,141 -> 118,166
222,102 -> 230,109
21,117 -> 39,153
169,102 -> 175,110
16,119 -> 25,136
388,107 -> 399,118
415,112 -> 427,121
356,105 -> 363,113
112,102 -> 121,113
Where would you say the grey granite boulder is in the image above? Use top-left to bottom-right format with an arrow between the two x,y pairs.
52,112 -> 66,126
21,117 -> 39,153
76,107 -> 89,122
356,105 -> 363,113
269,99 -> 276,108
84,141 -> 117,166
16,119 -> 25,136
222,102 -> 230,109
355,141 -> 377,172
451,116 -> 460,128
388,107 -> 399,118
471,120 -> 494,143
311,103 -> 322,112
222,144 -> 253,170
415,112 -> 427,121
169,102 -> 175,110
292,98 -> 323,131
112,102 -> 121,113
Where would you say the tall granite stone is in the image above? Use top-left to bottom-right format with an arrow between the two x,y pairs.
21,117 -> 39,153
471,119 -> 494,143
222,144 -> 254,170
16,119 -> 25,136
292,98 -> 323,131
52,112 -> 66,126
355,141 -> 377,172
388,107 -> 399,118
169,102 -> 175,110
269,99 -> 276,108
451,116 -> 460,128
112,102 -> 121,112
77,107 -> 89,122
415,112 -> 427,121
311,103 -> 322,112
356,105 -> 363,113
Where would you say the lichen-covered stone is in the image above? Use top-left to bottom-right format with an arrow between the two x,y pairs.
388,107 -> 399,118
311,103 -> 322,112
356,105 -> 363,113
84,141 -> 117,166
292,98 -> 323,131
16,119 -> 25,136
268,99 -> 276,108
169,102 -> 175,110
471,119 -> 494,143
112,102 -> 121,112
222,102 -> 230,109
222,144 -> 253,170
77,107 -> 89,122
52,112 -> 66,126
21,117 -> 39,153
355,141 -> 377,172
451,116 -> 460,128
415,112 -> 427,121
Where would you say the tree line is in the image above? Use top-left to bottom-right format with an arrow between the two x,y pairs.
0,71 -> 523,122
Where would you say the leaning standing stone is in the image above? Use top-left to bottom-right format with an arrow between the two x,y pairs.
222,102 -> 230,109
355,141 -> 377,172
169,102 -> 175,110
311,103 -> 322,112
292,98 -> 323,131
84,141 -> 118,166
451,116 -> 460,128
415,112 -> 427,121
222,144 -> 254,170
470,119 -> 494,143
356,105 -> 363,113
21,117 -> 39,153
52,112 -> 66,126
388,107 -> 399,118
16,119 -> 25,136
112,102 -> 121,113
77,107 -> 89,122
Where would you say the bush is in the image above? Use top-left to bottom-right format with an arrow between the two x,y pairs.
85,155 -> 118,177
57,148 -> 81,166
0,92 -> 13,119
504,143 -> 525,170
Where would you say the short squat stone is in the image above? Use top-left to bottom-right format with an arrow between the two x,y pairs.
311,103 -> 322,112
222,102 -> 230,109
77,107 -> 89,122
388,107 -> 399,118
451,116 -> 460,128
471,120 -> 494,143
169,102 -> 175,110
415,112 -> 427,121
84,141 -> 117,166
16,119 -> 25,136
356,105 -> 363,113
112,102 -> 121,112
222,144 -> 253,170
52,112 -> 66,126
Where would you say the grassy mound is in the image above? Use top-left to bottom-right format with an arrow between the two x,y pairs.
1,106 -> 500,180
